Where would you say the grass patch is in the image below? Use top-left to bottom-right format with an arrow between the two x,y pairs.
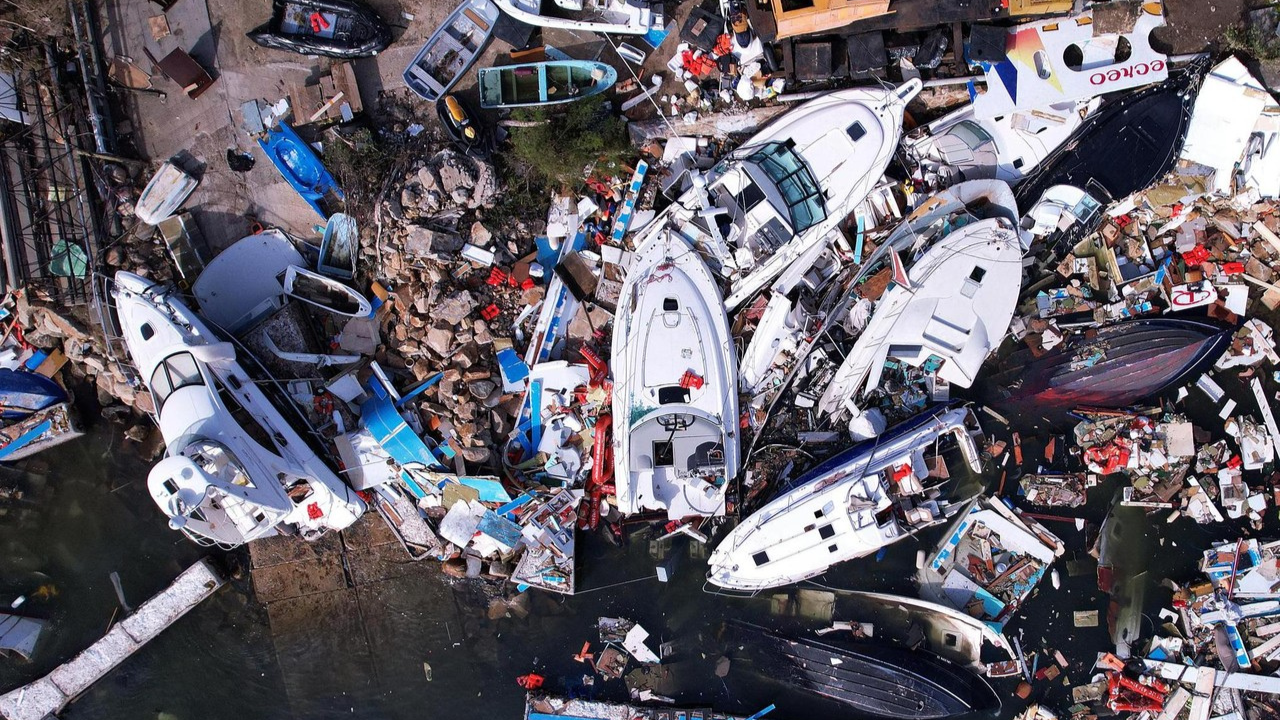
508,98 -> 631,186
1222,24 -> 1280,61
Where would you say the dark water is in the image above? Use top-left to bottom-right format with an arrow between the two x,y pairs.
0,409 -> 1252,720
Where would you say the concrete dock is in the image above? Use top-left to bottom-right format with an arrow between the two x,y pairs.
0,559 -> 224,720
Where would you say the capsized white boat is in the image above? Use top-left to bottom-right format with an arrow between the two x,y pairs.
112,271 -> 366,547
492,0 -> 663,35
628,80 -> 921,311
707,404 -> 983,592
903,98 -> 1101,188
135,161 -> 198,225
611,228 -> 738,519
816,183 -> 1027,433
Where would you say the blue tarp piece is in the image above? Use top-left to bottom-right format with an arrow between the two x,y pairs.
477,510 -> 522,549
0,369 -> 66,420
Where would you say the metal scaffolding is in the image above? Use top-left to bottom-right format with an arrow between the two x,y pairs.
0,38 -> 109,306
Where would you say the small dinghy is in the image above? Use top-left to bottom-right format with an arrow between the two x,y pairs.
610,227 -> 738,520
318,212 -> 358,279
135,161 -> 198,225
478,59 -> 616,109
403,0 -> 499,101
257,121 -> 344,219
282,265 -> 371,318
247,0 -> 392,59
436,95 -> 493,160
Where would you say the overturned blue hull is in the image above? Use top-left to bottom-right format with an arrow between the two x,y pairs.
258,122 -> 344,219
0,369 -> 66,420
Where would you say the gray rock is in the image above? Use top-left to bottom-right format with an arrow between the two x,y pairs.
471,221 -> 492,247
425,326 -> 453,356
404,226 -> 464,258
467,379 -> 497,401
436,291 -> 475,326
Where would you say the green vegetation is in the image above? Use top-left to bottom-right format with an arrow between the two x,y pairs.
1222,24 -> 1280,61
325,126 -> 417,221
507,99 -> 631,186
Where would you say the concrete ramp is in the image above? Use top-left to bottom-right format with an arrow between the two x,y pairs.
0,559 -> 224,720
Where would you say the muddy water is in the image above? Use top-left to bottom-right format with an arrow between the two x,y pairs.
0,416 -> 1238,720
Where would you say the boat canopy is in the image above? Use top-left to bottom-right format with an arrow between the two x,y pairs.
743,140 -> 826,233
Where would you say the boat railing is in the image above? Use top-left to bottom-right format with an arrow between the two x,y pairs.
89,271 -> 144,389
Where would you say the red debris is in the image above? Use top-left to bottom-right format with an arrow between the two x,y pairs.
679,370 -> 704,390
481,304 -> 501,321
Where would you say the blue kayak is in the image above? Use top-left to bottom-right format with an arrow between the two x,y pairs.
258,122 -> 344,218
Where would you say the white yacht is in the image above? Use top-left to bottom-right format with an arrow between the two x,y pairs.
903,98 -> 1101,187
816,183 -> 1027,431
632,80 -> 921,311
112,271 -> 366,547
707,405 -> 983,592
493,0 -> 662,35
611,228 -> 738,520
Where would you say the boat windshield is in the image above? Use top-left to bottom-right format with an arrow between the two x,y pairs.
744,141 -> 826,233
149,351 -> 204,411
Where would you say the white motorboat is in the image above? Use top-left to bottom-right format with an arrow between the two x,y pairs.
112,271 -> 366,547
611,228 -> 738,519
816,182 -> 1027,431
629,80 -> 921,311
493,0 -> 662,35
707,405 -> 983,592
903,98 -> 1101,187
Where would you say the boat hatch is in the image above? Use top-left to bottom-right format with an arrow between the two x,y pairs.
753,550 -> 769,565
658,386 -> 689,404
961,266 -> 986,298
744,141 -> 826,232
149,352 -> 203,412
847,121 -> 867,141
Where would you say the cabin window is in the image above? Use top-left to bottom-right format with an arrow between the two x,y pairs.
653,441 -> 675,467
969,267 -> 986,283
140,323 -> 155,341
162,479 -> 179,495
779,0 -> 813,11
752,550 -> 770,566
828,544 -> 838,553
846,122 -> 867,142
944,633 -> 959,648
813,509 -> 824,519
1013,157 -> 1025,169
818,524 -> 836,540
745,141 -> 826,233
663,298 -> 679,311
149,352 -> 205,412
